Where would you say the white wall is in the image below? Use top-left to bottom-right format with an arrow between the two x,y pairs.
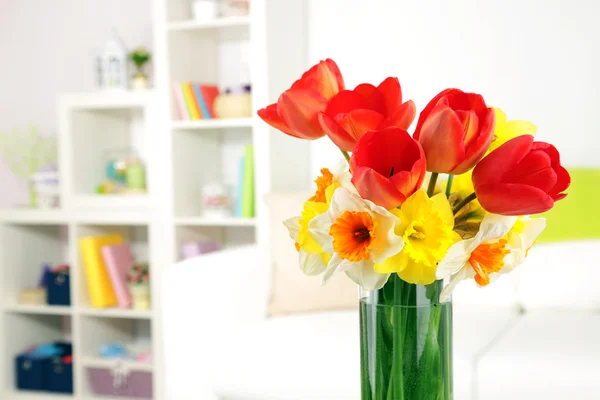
307,0 -> 600,176
0,0 -> 152,207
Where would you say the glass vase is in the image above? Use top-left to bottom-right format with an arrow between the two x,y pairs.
360,275 -> 453,400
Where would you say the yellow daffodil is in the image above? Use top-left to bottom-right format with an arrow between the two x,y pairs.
374,190 -> 461,285
284,160 -> 354,276
488,108 -> 536,153
309,187 -> 404,291
436,214 -> 545,302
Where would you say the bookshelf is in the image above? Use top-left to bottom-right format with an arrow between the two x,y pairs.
0,0 -> 275,399
0,0 -> 318,398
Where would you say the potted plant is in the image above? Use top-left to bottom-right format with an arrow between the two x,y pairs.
127,263 -> 150,310
130,47 -> 151,90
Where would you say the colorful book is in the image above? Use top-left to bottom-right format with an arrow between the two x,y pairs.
192,84 -> 210,120
182,83 -> 202,120
242,145 -> 255,217
79,234 -> 123,308
101,243 -> 135,309
200,85 -> 220,118
172,82 -> 189,120
235,154 -> 245,217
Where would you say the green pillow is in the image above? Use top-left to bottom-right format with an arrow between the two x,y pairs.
537,168 -> 600,243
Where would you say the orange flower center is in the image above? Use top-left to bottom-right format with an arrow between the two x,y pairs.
310,168 -> 334,203
330,211 -> 375,262
468,239 -> 509,286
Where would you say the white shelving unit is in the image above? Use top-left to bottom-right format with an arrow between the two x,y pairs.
0,1 -> 273,399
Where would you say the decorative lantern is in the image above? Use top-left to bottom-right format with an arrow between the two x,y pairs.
95,30 -> 128,89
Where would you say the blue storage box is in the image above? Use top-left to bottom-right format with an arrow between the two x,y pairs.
15,354 -> 51,391
15,341 -> 73,393
46,272 -> 71,306
47,357 -> 73,394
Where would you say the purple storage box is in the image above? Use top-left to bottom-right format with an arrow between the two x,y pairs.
180,240 -> 220,260
87,367 -> 152,398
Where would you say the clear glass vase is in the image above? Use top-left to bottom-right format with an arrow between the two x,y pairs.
360,275 -> 453,400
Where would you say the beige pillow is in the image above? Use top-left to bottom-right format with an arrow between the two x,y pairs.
265,193 -> 357,316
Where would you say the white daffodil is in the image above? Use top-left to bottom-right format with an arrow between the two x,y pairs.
309,187 -> 404,291
282,159 -> 356,277
436,213 -> 546,302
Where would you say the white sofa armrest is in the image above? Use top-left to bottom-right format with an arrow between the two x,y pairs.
161,245 -> 271,399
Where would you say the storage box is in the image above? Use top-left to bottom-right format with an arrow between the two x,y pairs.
46,272 -> 71,306
87,367 -> 153,398
15,355 -> 51,391
15,341 -> 73,392
47,357 -> 73,394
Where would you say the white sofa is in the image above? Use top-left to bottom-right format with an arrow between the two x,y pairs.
162,241 -> 600,400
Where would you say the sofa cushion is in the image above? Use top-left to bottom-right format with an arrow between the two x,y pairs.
210,309 -> 486,400
265,193 -> 357,316
516,241 -> 600,310
477,310 -> 600,400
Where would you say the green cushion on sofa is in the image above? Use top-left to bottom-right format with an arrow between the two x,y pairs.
537,168 -> 600,243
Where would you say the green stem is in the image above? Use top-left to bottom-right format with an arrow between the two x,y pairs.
445,175 -> 454,198
392,275 -> 405,400
452,192 -> 477,215
426,172 -> 439,197
340,149 -> 350,162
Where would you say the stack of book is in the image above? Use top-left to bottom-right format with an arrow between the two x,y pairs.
173,82 -> 220,120
79,235 -> 140,309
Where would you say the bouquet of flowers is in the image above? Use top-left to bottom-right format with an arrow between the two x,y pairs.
258,59 -> 570,399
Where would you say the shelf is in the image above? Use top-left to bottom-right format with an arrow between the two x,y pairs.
0,209 -> 68,224
4,390 -> 73,399
171,118 -> 254,130
167,16 -> 250,31
174,216 -> 256,227
80,356 -> 153,372
59,91 -> 155,110
4,304 -> 72,316
78,308 -> 152,320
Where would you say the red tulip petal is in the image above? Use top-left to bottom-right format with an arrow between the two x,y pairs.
455,110 -> 480,148
336,109 -> 385,144
352,128 -> 416,176
390,156 -> 426,198
452,106 -> 495,174
549,165 -> 571,200
504,150 -> 557,192
385,100 -> 417,130
447,92 -> 487,113
418,105 -> 465,173
324,58 -> 346,93
473,135 -> 534,188
318,113 -> 356,152
324,90 -> 366,118
351,166 -> 405,209
531,141 -> 571,198
278,88 -> 328,140
377,77 -> 403,115
291,59 -> 345,100
477,183 -> 555,216
414,88 -> 463,140
257,103 -> 296,137
353,83 -> 386,114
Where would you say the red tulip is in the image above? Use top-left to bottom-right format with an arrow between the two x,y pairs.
350,127 -> 426,209
472,135 -> 571,215
318,77 -> 416,152
414,89 -> 495,174
257,59 -> 345,140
